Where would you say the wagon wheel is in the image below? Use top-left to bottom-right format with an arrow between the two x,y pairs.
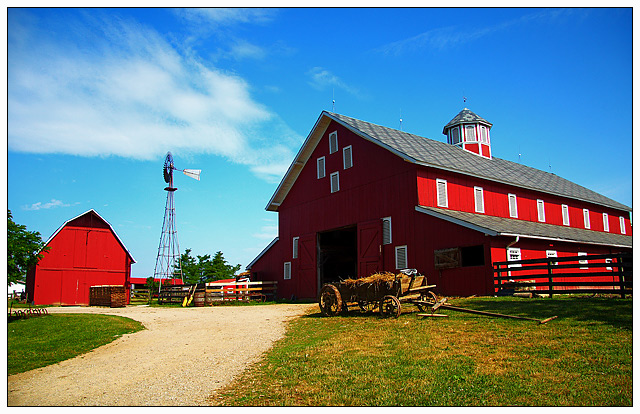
416,291 -> 438,312
379,295 -> 401,318
319,284 -> 343,316
358,301 -> 376,313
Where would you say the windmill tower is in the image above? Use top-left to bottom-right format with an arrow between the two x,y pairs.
153,152 -> 201,289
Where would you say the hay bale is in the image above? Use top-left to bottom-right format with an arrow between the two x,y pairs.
342,272 -> 398,287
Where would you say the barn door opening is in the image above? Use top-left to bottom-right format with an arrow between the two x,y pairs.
318,226 -> 357,286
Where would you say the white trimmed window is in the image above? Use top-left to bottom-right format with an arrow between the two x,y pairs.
620,216 -> 626,234
480,125 -> 489,143
395,245 -> 407,269
284,262 -> 291,280
578,252 -> 588,269
583,209 -> 591,229
508,193 -> 518,218
449,127 -> 461,145
343,145 -> 353,169
562,204 -> 570,226
382,217 -> 392,245
537,199 -> 545,222
317,157 -> 326,179
474,187 -> 485,213
465,125 -> 476,142
603,213 -> 609,232
436,179 -> 448,208
329,131 -> 338,154
330,171 -> 340,193
292,237 -> 299,259
507,247 -> 522,267
546,250 -> 558,266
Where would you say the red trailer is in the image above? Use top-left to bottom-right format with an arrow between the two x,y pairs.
26,209 -> 135,306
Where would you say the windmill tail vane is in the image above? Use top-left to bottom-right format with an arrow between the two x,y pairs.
181,169 -> 201,181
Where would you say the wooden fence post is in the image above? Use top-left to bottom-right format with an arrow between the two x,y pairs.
616,255 -> 626,299
547,258 -> 554,298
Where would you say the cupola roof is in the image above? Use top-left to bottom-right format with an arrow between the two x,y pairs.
443,108 -> 492,134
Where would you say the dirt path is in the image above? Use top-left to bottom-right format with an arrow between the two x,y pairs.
8,303 -> 315,406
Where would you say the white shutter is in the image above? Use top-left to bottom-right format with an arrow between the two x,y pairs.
317,157 -> 325,179
583,209 -> 590,229
603,213 -> 609,232
578,252 -> 588,269
292,237 -> 299,259
436,179 -> 448,207
395,245 -> 407,269
343,146 -> 353,169
620,216 -> 626,234
329,131 -> 338,154
284,262 -> 291,280
330,172 -> 339,193
474,187 -> 484,213
508,194 -> 518,218
382,217 -> 392,245
537,200 -> 545,222
562,204 -> 570,226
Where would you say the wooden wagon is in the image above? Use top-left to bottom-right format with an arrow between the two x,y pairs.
318,269 -> 437,318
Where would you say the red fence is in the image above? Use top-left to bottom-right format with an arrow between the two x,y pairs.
494,253 -> 632,298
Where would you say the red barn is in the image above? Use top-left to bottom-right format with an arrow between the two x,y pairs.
26,209 -> 135,306
248,109 -> 632,299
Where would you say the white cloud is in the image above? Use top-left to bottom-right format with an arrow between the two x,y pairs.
22,199 -> 70,211
8,10 -> 298,183
307,67 -> 360,97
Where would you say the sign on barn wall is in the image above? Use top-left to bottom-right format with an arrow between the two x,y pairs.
434,248 -> 461,269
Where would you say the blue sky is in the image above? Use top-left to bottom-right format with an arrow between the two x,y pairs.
6,8 -> 632,278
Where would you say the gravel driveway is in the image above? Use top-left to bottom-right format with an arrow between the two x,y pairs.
8,303 -> 315,406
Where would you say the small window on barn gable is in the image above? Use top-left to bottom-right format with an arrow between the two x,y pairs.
583,209 -> 591,229
537,199 -> 545,222
436,179 -> 448,208
329,131 -> 338,154
508,194 -> 518,218
292,237 -> 299,259
562,204 -> 570,226
284,262 -> 291,280
343,145 -> 353,169
382,217 -> 392,245
330,171 -> 340,193
317,157 -> 326,179
474,187 -> 485,213
619,216 -> 626,234
602,213 -> 609,232
395,245 -> 408,269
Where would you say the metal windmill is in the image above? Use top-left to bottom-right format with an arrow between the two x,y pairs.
153,152 -> 201,290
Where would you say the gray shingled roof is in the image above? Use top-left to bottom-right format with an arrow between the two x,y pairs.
416,206 -> 632,248
443,108 -> 492,133
328,112 -> 630,212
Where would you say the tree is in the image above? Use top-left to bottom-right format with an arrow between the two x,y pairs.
180,248 -> 241,284
7,210 -> 47,286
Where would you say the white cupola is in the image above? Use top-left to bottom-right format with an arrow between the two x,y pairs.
443,108 -> 493,159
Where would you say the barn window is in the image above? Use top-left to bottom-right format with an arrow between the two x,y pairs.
329,131 -> 338,154
284,262 -> 291,279
474,187 -> 485,213
343,145 -> 353,169
436,179 -> 448,208
583,209 -> 591,229
508,193 -> 518,218
317,157 -> 326,179
602,213 -> 609,232
619,216 -> 626,234
449,127 -> 461,145
578,252 -> 588,269
562,204 -> 570,226
460,245 -> 484,267
537,199 -> 545,222
292,237 -> 299,259
382,217 -> 392,245
546,250 -> 558,266
330,172 -> 340,193
465,125 -> 477,142
395,245 -> 408,269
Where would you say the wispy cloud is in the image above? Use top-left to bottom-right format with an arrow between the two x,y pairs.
307,67 -> 360,97
252,220 -> 278,240
376,8 -> 581,56
8,9 -> 298,183
22,199 -> 71,211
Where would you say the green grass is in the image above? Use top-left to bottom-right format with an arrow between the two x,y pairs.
7,313 -> 144,375
212,296 -> 632,406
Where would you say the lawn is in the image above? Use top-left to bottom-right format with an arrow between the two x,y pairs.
212,296 -> 632,406
7,313 -> 145,375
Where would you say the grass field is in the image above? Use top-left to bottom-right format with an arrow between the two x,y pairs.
7,313 -> 144,375
212,296 -> 632,406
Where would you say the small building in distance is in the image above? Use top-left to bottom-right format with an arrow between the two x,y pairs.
26,209 -> 135,306
248,109 -> 632,299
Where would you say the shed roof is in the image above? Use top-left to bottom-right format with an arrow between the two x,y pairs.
416,206 -> 632,248
43,209 -> 136,263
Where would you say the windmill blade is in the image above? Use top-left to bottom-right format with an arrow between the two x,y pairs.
182,169 -> 201,181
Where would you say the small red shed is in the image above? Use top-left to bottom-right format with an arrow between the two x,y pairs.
26,209 -> 135,306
